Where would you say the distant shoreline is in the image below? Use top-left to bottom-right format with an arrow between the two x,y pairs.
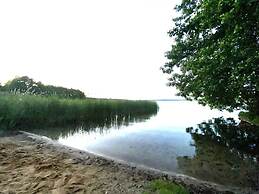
154,99 -> 187,101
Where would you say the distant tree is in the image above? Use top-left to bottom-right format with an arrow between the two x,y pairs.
3,76 -> 86,99
3,76 -> 41,94
162,0 -> 259,114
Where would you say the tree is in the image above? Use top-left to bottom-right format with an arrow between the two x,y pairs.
3,76 -> 41,94
3,76 -> 86,99
161,0 -> 259,114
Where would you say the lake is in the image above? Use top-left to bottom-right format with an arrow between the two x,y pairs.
25,101 -> 259,188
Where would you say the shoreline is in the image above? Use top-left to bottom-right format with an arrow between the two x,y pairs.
0,131 -> 254,194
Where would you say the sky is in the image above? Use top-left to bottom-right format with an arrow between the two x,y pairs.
0,0 -> 181,100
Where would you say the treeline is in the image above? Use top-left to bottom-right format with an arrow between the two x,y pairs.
0,76 -> 86,99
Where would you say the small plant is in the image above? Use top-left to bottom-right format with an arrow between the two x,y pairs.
144,180 -> 189,194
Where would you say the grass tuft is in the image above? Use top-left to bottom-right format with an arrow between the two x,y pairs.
144,180 -> 189,194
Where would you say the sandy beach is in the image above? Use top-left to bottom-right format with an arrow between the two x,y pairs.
0,131 -> 250,194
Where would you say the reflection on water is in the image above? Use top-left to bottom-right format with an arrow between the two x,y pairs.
24,113 -> 156,140
178,118 -> 259,189
24,101 -> 259,189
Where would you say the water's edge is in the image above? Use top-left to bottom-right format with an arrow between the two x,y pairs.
15,131 -> 253,194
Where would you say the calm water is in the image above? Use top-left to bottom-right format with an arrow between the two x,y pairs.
26,101 -> 259,188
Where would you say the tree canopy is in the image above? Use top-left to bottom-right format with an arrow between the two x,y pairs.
162,0 -> 259,114
2,76 -> 86,99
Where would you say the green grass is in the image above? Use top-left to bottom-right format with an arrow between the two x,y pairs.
239,111 -> 259,126
143,180 -> 189,194
0,93 -> 158,130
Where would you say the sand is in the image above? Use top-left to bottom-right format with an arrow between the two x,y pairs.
0,131 -> 250,194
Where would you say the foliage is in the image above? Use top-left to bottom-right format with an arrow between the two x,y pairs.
239,111 -> 259,126
162,0 -> 259,114
0,93 -> 158,130
2,76 -> 86,99
143,180 -> 189,194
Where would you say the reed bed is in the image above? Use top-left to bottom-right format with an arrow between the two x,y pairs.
0,93 -> 158,130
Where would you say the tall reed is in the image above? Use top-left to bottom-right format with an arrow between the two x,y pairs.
0,93 -> 158,130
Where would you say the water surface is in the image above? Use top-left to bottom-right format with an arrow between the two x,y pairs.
25,101 -> 259,188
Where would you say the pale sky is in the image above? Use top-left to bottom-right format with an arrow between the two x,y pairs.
0,0 -> 181,100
